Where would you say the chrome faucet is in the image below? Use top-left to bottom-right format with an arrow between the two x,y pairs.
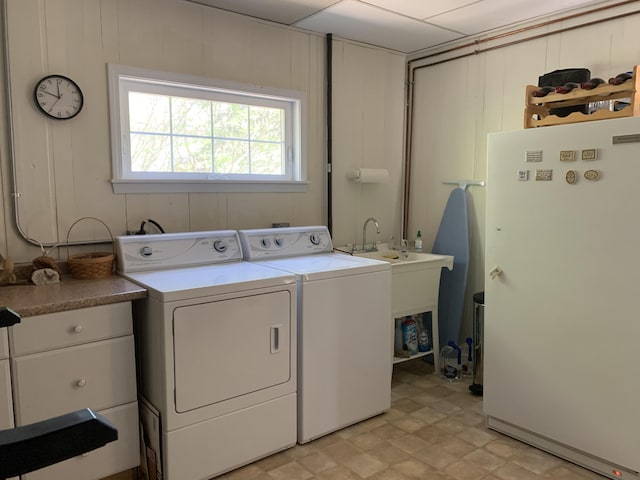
362,217 -> 380,252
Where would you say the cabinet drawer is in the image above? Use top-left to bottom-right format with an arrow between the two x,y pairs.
0,328 -> 8,359
12,336 -> 137,425
9,302 -> 132,355
0,359 -> 13,430
24,402 -> 140,480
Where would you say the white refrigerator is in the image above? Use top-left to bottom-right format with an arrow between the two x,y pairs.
485,116 -> 640,480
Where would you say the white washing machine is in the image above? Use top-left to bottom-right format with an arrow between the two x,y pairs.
238,226 -> 392,444
116,231 -> 297,480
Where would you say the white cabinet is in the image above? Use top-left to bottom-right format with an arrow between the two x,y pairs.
0,327 -> 9,358
353,249 -> 453,372
9,302 -> 133,356
0,328 -> 13,430
389,256 -> 454,372
24,403 -> 139,480
8,302 -> 139,480
12,336 -> 136,424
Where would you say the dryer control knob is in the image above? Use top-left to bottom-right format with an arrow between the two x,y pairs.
309,233 -> 320,245
140,246 -> 153,257
261,238 -> 271,248
274,237 -> 283,247
213,240 -> 227,253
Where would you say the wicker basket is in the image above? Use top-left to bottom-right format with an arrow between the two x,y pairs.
66,217 -> 115,280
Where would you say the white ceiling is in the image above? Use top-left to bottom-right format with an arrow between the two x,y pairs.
185,0 -> 610,53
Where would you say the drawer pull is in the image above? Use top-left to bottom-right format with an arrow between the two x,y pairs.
76,379 -> 87,388
73,325 -> 83,333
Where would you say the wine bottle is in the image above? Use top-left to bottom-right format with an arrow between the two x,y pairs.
532,86 -> 555,97
608,72 -> 632,85
580,78 -> 605,90
555,82 -> 580,94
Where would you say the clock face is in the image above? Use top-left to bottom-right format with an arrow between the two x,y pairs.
33,74 -> 84,120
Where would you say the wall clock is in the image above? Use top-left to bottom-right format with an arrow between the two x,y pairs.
33,74 -> 84,120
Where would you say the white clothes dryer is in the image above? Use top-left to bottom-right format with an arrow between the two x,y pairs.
238,226 -> 392,444
116,231 -> 297,480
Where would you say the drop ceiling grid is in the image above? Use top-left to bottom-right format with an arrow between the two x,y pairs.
184,0 -> 616,53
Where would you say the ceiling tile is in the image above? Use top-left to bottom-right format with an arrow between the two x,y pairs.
294,0 -> 463,52
361,0 -> 482,20
186,0 -> 611,53
186,0 -> 340,25
429,0 -> 608,35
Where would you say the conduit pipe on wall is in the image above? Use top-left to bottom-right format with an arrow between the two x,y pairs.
326,33 -> 333,236
401,0 -> 640,238
2,1 -> 109,249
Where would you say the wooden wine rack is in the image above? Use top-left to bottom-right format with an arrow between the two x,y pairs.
524,64 -> 640,128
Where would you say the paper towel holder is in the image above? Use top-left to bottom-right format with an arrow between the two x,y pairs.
346,168 -> 389,184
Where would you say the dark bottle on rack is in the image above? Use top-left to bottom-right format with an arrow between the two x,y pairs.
532,86 -> 555,97
609,72 -> 633,85
580,78 -> 605,89
555,82 -> 580,94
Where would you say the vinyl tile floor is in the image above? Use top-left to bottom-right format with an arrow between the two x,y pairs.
218,358 -> 609,480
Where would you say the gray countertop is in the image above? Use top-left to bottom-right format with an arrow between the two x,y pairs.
0,274 -> 147,317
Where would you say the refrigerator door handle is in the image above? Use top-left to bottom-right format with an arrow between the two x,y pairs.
489,266 -> 503,279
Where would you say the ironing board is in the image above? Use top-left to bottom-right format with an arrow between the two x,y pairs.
432,187 -> 470,350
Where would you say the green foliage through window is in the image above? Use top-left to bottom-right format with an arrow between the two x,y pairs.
108,64 -> 304,192
129,93 -> 285,175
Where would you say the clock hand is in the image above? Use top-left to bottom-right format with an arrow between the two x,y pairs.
48,96 -> 61,113
56,81 -> 60,99
42,90 -> 60,99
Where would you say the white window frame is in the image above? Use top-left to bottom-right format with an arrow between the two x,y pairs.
108,64 -> 308,193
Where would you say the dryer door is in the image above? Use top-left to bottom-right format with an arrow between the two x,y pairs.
172,290 -> 292,413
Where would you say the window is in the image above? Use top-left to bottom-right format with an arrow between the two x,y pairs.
108,65 -> 307,193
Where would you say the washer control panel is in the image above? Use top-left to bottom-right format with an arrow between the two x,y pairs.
116,230 -> 242,273
238,226 -> 333,260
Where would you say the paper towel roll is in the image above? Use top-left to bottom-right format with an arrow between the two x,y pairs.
346,168 -> 389,183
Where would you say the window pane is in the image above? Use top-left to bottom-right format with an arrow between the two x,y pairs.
250,106 -> 284,141
173,137 -> 212,173
112,65 -> 304,187
250,142 -> 284,175
130,134 -> 171,172
214,140 -> 249,173
171,97 -> 212,136
129,93 -> 170,133
213,103 -> 249,139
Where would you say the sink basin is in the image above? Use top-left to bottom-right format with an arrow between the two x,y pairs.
352,245 -> 453,318
355,249 -> 448,265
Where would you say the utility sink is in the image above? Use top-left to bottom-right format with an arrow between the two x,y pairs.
353,245 -> 453,318
356,249 -> 446,265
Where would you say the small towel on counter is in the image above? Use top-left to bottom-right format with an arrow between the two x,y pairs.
32,255 -> 61,276
31,268 -> 61,285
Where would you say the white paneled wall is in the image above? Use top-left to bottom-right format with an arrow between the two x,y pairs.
0,0 -> 405,263
3,0 -> 637,349
331,42 -> 406,249
408,6 -> 640,341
